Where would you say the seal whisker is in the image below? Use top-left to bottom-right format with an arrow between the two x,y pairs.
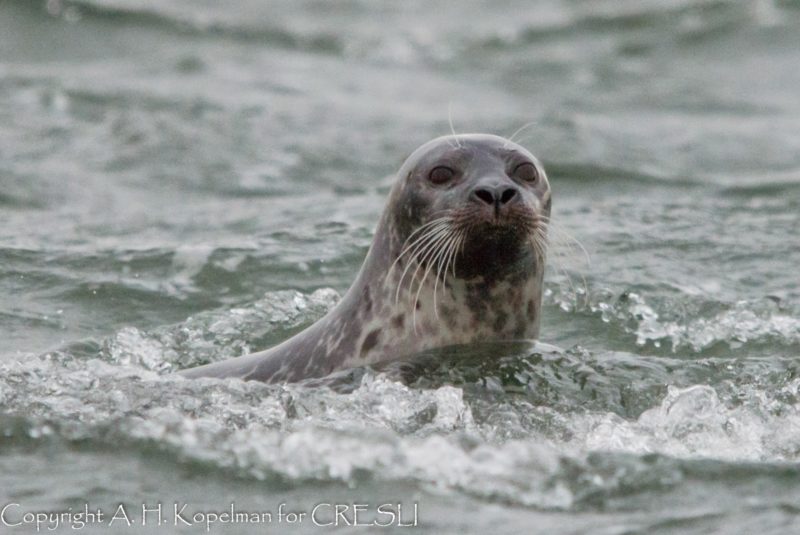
533,228 -> 549,263
394,215 -> 453,256
447,101 -> 462,149
429,236 -> 448,319
537,226 -> 588,308
431,234 -> 450,317
445,228 -> 464,281
394,217 -> 452,262
456,228 -> 468,274
536,218 -> 590,304
505,120 -> 539,147
432,229 -> 460,318
529,231 -> 543,262
410,227 -> 455,332
406,225 -> 449,281
548,248 -> 586,308
390,217 -> 451,279
440,229 -> 465,306
394,223 -> 452,304
409,226 -> 453,301
402,225 -> 453,304
395,223 -> 449,266
538,216 -> 590,267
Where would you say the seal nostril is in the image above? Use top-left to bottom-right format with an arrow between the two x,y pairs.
473,188 -> 495,205
499,188 -> 518,205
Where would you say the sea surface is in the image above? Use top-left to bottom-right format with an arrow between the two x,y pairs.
2,1 -> 800,533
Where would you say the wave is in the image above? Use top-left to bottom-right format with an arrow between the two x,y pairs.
477,0 -> 763,48
43,0 -> 344,54
544,161 -> 702,186
572,290 -> 800,353
98,287 -> 340,371
10,0 -> 786,68
2,348 -> 800,511
2,275 -> 799,510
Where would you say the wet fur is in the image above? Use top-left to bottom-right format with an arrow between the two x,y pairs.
180,134 -> 551,383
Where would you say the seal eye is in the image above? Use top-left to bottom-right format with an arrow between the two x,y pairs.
513,162 -> 538,183
428,166 -> 455,185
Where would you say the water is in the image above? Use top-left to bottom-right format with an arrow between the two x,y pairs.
1,0 -> 800,533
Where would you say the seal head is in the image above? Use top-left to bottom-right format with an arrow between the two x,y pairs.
181,134 -> 551,382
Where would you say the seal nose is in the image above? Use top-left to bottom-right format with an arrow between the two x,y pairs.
472,185 -> 519,206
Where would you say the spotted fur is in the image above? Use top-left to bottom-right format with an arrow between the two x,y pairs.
181,134 -> 551,383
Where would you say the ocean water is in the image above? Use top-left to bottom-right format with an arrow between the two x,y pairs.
2,0 -> 800,533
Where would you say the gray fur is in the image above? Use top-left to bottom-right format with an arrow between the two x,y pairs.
180,134 -> 551,383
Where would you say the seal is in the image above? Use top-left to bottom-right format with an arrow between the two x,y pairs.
180,133 -> 551,383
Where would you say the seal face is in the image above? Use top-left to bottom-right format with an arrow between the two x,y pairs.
181,134 -> 551,383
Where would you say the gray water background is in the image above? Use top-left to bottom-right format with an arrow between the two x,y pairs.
1,0 -> 800,533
